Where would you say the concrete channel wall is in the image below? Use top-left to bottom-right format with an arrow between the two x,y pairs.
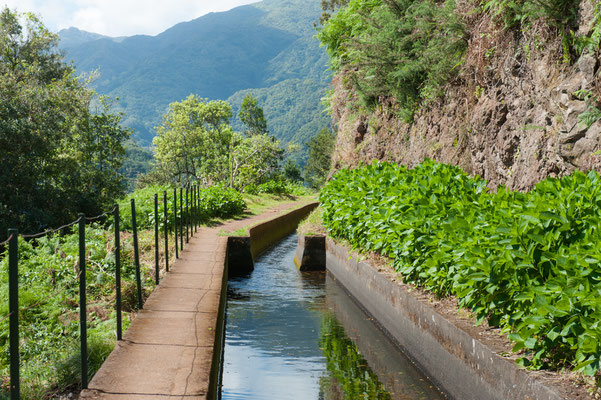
226,202 -> 318,276
324,237 -> 566,400
295,234 -> 566,400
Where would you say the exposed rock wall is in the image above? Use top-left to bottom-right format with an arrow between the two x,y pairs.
329,1 -> 601,191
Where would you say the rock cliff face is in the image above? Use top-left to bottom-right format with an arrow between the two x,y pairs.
329,1 -> 601,190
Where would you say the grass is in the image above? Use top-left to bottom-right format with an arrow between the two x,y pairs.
297,206 -> 326,236
217,193 -> 317,236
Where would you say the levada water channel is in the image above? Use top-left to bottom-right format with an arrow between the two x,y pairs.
220,234 -> 447,399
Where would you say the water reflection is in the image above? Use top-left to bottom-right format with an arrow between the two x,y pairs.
220,234 -> 446,400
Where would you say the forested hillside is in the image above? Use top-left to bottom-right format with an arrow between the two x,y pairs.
59,0 -> 331,156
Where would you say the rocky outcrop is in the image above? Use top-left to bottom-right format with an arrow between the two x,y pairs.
329,1 -> 601,190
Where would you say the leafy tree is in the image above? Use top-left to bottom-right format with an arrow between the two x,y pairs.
238,93 -> 268,136
0,7 -> 130,237
153,95 -> 233,186
152,95 -> 283,190
283,159 -> 303,182
304,127 -> 336,188
230,133 -> 283,190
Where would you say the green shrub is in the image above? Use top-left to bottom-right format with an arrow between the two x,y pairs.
318,0 -> 467,121
321,160 -> 601,378
257,180 -> 288,195
118,185 -> 246,230
197,186 -> 246,218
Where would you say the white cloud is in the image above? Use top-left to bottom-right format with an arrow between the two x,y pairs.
1,0 -> 260,37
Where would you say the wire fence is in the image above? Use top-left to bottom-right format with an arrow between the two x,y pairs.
2,184 -> 203,399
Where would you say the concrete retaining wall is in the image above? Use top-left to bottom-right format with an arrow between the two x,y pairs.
293,234 -> 326,271
227,202 -> 318,275
325,237 -> 566,400
249,202 -> 318,259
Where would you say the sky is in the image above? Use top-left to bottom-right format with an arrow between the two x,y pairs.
1,0 -> 260,37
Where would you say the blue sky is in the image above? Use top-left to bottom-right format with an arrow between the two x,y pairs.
2,0 -> 260,37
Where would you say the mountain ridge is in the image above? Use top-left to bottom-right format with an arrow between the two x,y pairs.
59,0 -> 330,158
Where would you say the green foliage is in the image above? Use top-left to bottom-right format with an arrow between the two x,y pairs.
0,225 -> 141,398
321,160 -> 601,378
256,180 -> 289,195
283,159 -> 303,182
118,185 -> 246,231
483,0 -> 579,30
574,89 -> 601,129
319,0 -> 351,23
0,7 -> 130,240
153,95 -> 234,186
120,140 -> 155,191
482,0 -> 581,61
197,186 -> 246,219
230,133 -> 284,189
152,95 -> 284,190
305,128 -> 336,189
318,0 -> 467,121
117,185 -> 173,231
227,78 -> 331,162
572,1 -> 601,55
239,93 -> 268,136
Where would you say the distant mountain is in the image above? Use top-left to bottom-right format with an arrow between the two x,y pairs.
59,0 -> 331,160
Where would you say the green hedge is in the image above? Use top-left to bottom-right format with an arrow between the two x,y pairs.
118,185 -> 246,231
320,160 -> 601,376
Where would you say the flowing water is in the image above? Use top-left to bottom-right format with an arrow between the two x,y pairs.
220,234 -> 446,400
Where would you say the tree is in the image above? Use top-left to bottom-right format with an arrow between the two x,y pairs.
238,93 -> 268,136
0,7 -> 130,237
304,127 -> 336,189
152,95 -> 283,190
319,0 -> 350,23
230,133 -> 283,190
283,159 -> 303,182
153,95 -> 233,186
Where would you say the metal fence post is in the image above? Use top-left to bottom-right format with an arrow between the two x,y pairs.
174,188 -> 179,259
154,193 -> 159,285
180,188 -> 183,251
186,186 -> 189,243
78,214 -> 88,389
131,199 -> 143,309
164,191 -> 169,272
196,185 -> 200,229
8,228 -> 19,400
114,205 -> 122,340
193,185 -> 197,232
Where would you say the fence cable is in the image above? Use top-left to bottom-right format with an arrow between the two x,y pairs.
19,205 -> 117,239
20,218 -> 81,239
86,205 -> 117,222
0,233 -> 14,247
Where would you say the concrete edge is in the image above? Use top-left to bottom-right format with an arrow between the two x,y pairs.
322,236 -> 566,400
207,248 -> 229,400
248,202 -> 319,259
226,202 -> 319,276
293,234 -> 326,271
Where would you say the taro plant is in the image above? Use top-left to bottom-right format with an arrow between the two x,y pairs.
320,160 -> 601,379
